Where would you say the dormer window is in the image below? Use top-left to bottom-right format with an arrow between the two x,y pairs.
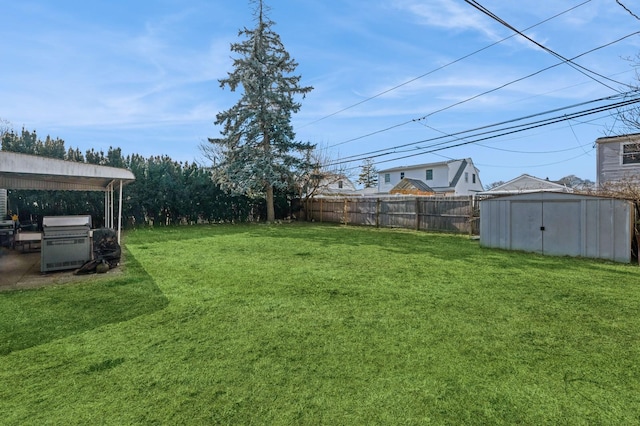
426,169 -> 433,180
400,172 -> 405,179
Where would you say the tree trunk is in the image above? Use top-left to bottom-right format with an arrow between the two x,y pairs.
266,184 -> 275,223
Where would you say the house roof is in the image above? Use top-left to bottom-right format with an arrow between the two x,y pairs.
0,151 -> 135,191
595,133 -> 640,144
478,173 -> 571,195
391,178 -> 434,193
448,158 -> 468,188
378,158 -> 466,173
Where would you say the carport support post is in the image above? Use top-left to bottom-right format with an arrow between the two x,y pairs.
117,179 -> 123,244
104,187 -> 108,228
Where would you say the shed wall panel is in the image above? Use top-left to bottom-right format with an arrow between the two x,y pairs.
480,193 -> 632,263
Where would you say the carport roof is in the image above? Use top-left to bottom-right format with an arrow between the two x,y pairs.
0,151 -> 135,191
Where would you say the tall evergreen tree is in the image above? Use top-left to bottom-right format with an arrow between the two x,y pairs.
207,0 -> 313,222
357,158 -> 379,188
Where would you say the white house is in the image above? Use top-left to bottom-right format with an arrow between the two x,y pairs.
477,174 -> 572,196
313,173 -> 357,196
377,158 -> 483,195
596,133 -> 640,186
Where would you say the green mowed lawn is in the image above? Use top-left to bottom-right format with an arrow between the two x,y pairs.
1,223 -> 639,424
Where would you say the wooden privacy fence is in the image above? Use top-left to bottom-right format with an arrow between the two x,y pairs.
305,196 -> 479,234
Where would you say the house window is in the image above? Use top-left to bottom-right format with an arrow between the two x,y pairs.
338,181 -> 343,189
384,173 -> 390,183
400,172 -> 405,179
426,169 -> 433,180
623,143 -> 640,164
465,172 -> 469,183
472,174 -> 476,184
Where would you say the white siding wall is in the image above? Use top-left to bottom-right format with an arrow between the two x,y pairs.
454,163 -> 484,195
378,160 -> 484,195
378,164 -> 449,193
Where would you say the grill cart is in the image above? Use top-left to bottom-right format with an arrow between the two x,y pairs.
41,215 -> 92,273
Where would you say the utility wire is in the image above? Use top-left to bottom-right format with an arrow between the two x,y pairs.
332,90 -> 639,163
475,150 -> 593,169
369,100 -> 636,167
423,122 -> 590,155
300,1 -> 591,130
328,30 -> 640,148
327,94 -> 640,167
463,0 -> 628,92
617,0 -> 640,20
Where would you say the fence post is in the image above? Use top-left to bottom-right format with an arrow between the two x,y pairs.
343,198 -> 349,225
376,198 -> 381,228
320,198 -> 323,223
415,197 -> 420,231
468,196 -> 473,237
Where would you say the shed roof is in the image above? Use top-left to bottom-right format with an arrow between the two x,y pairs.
0,151 -> 135,191
390,178 -> 434,193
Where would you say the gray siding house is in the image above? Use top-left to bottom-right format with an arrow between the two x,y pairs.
596,133 -> 640,186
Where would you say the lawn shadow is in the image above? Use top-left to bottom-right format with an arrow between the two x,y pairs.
0,251 -> 168,356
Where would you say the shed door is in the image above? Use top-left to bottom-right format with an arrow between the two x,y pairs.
510,201 -> 543,253
542,200 -> 582,256
510,198 -> 581,256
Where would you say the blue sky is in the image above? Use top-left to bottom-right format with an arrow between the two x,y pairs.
1,0 -> 639,187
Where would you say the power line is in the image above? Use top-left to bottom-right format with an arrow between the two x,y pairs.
463,0 -> 628,92
327,93 -> 640,167
328,30 -> 640,149
300,1 -> 592,130
475,150 -> 593,169
617,0 -> 640,21
331,90 -> 639,163
425,122 -> 591,155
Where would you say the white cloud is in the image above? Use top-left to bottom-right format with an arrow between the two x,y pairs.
392,0 -> 501,39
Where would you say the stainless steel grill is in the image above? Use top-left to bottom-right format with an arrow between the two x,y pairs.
41,215 -> 92,272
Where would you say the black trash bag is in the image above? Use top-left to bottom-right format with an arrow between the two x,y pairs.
75,228 -> 121,275
92,228 -> 121,268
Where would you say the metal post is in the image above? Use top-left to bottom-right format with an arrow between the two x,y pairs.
110,184 -> 115,230
104,186 -> 109,228
118,179 -> 123,244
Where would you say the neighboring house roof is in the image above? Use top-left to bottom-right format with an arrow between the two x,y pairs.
478,174 -> 572,196
390,178 -> 434,194
595,132 -> 640,145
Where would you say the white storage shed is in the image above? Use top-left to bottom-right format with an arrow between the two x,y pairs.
480,192 -> 634,263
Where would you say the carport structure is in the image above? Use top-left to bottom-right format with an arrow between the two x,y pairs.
0,151 -> 135,243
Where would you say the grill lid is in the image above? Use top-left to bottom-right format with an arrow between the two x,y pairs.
42,215 -> 92,229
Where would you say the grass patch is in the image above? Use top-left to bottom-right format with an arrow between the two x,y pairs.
1,223 -> 639,424
0,248 -> 168,356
